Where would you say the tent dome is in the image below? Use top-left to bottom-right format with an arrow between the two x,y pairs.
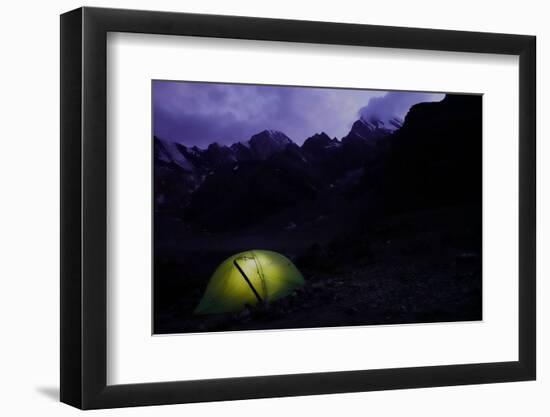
194,250 -> 305,315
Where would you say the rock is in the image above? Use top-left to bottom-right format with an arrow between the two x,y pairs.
346,307 -> 359,315
234,308 -> 251,322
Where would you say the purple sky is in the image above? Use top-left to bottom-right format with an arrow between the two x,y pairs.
153,81 -> 444,147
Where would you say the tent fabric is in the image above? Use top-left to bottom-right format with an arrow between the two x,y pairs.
194,250 -> 305,314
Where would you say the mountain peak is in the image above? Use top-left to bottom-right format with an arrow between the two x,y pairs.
251,129 -> 292,143
248,130 -> 292,159
302,132 -> 339,154
207,142 -> 220,150
343,113 -> 403,144
154,137 -> 194,171
349,118 -> 380,140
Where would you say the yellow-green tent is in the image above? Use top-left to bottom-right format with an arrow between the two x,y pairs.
194,250 -> 305,314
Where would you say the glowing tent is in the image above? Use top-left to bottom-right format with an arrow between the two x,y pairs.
194,250 -> 305,315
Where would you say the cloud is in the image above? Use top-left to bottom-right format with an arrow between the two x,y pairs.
153,81 -> 445,147
153,81 -> 382,146
359,91 -> 444,124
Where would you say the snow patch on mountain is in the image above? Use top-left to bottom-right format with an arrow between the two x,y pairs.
155,138 -> 194,171
358,116 -> 403,132
248,129 -> 293,160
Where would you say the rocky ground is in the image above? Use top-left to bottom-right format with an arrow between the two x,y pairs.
154,204 -> 482,334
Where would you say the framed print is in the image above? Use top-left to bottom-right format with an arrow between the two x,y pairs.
60,7 -> 536,409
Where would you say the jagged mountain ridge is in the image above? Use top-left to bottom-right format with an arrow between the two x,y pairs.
154,95 -> 480,233
343,116 -> 402,142
154,115 -> 396,221
155,114 -> 398,176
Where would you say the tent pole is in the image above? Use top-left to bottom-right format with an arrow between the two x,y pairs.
233,259 -> 263,303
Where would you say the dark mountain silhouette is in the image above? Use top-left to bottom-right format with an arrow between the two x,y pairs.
340,117 -> 402,166
381,94 -> 482,212
301,132 -> 338,155
230,142 -> 254,161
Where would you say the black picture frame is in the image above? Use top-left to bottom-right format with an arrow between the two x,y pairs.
60,6 -> 536,410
